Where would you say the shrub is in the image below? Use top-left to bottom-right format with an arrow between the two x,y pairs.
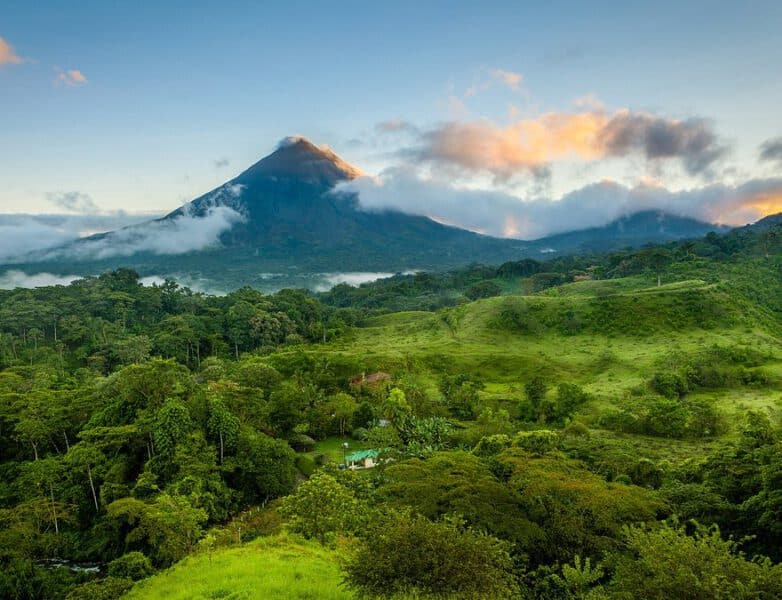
563,421 -> 590,437
465,280 -> 502,300
65,577 -> 134,600
287,433 -> 316,452
295,454 -> 316,476
513,430 -> 560,455
107,551 -> 153,581
629,458 -> 664,489
473,434 -> 512,458
609,523 -> 782,598
650,372 -> 688,398
344,512 -> 520,599
351,426 -> 369,441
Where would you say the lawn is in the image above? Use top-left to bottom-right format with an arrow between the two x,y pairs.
311,436 -> 369,464
124,534 -> 354,600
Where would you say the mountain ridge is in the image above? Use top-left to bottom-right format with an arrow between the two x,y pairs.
0,137 -> 747,289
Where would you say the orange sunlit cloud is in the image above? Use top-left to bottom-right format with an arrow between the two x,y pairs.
421,109 -> 724,179
0,36 -> 22,65
741,192 -> 782,218
425,112 -> 606,175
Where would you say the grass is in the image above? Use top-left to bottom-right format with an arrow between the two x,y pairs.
310,436 -> 369,464
124,534 -> 354,600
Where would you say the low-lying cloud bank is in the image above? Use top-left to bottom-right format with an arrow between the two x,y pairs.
0,213 -> 160,262
0,271 -> 83,290
0,271 -> 229,294
59,205 -> 245,260
340,171 -> 782,239
0,184 -> 247,264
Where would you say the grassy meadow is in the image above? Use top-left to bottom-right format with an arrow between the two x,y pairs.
124,535 -> 353,600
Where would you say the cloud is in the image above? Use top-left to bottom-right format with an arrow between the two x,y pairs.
46,191 -> 99,214
465,68 -> 524,97
599,112 -> 726,175
214,158 -> 230,168
0,213 -> 162,263
60,206 -> 245,260
759,137 -> 782,165
414,109 -> 726,180
338,170 -> 782,239
491,69 -> 522,91
0,36 -> 22,66
53,184 -> 248,260
376,119 -> 420,135
55,68 -> 87,86
0,271 -> 82,290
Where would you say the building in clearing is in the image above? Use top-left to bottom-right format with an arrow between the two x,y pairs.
345,449 -> 380,470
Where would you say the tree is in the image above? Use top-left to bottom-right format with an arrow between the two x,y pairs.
609,522 -> 782,599
279,471 -> 365,543
344,512 -> 520,599
520,377 -> 548,422
153,399 -> 193,461
206,397 -> 239,464
226,428 -> 296,505
641,247 -> 672,287
439,374 -> 484,420
106,494 -> 208,566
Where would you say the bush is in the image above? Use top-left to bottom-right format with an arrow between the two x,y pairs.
465,280 -> 502,300
351,427 -> 369,441
288,433 -> 316,452
344,512 -> 520,599
609,523 -> 782,598
650,372 -> 688,398
513,430 -> 560,455
473,434 -> 512,458
563,421 -> 590,437
65,577 -> 134,600
600,396 -> 724,439
107,551 -> 153,581
629,458 -> 664,489
295,454 -> 316,476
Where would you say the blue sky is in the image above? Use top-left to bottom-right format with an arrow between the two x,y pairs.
1,1 -> 782,235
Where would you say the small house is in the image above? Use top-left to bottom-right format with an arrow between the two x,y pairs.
345,449 -> 380,470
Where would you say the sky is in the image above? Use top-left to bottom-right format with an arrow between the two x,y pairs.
2,1 -> 782,242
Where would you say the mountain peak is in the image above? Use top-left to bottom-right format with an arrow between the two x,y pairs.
234,136 -> 364,186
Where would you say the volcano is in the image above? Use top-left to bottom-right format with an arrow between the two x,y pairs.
3,137 -> 726,290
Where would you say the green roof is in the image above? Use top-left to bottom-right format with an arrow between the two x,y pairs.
345,449 -> 379,462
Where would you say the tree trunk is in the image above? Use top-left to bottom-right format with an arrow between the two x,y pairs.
87,464 -> 99,511
657,273 -> 661,287
234,343 -> 239,360
32,442 -> 38,461
63,431 -> 70,451
50,485 -> 59,534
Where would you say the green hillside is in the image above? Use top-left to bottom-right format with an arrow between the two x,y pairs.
124,535 -> 351,600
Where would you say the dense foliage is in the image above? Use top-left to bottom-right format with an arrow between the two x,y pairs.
0,220 -> 780,598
